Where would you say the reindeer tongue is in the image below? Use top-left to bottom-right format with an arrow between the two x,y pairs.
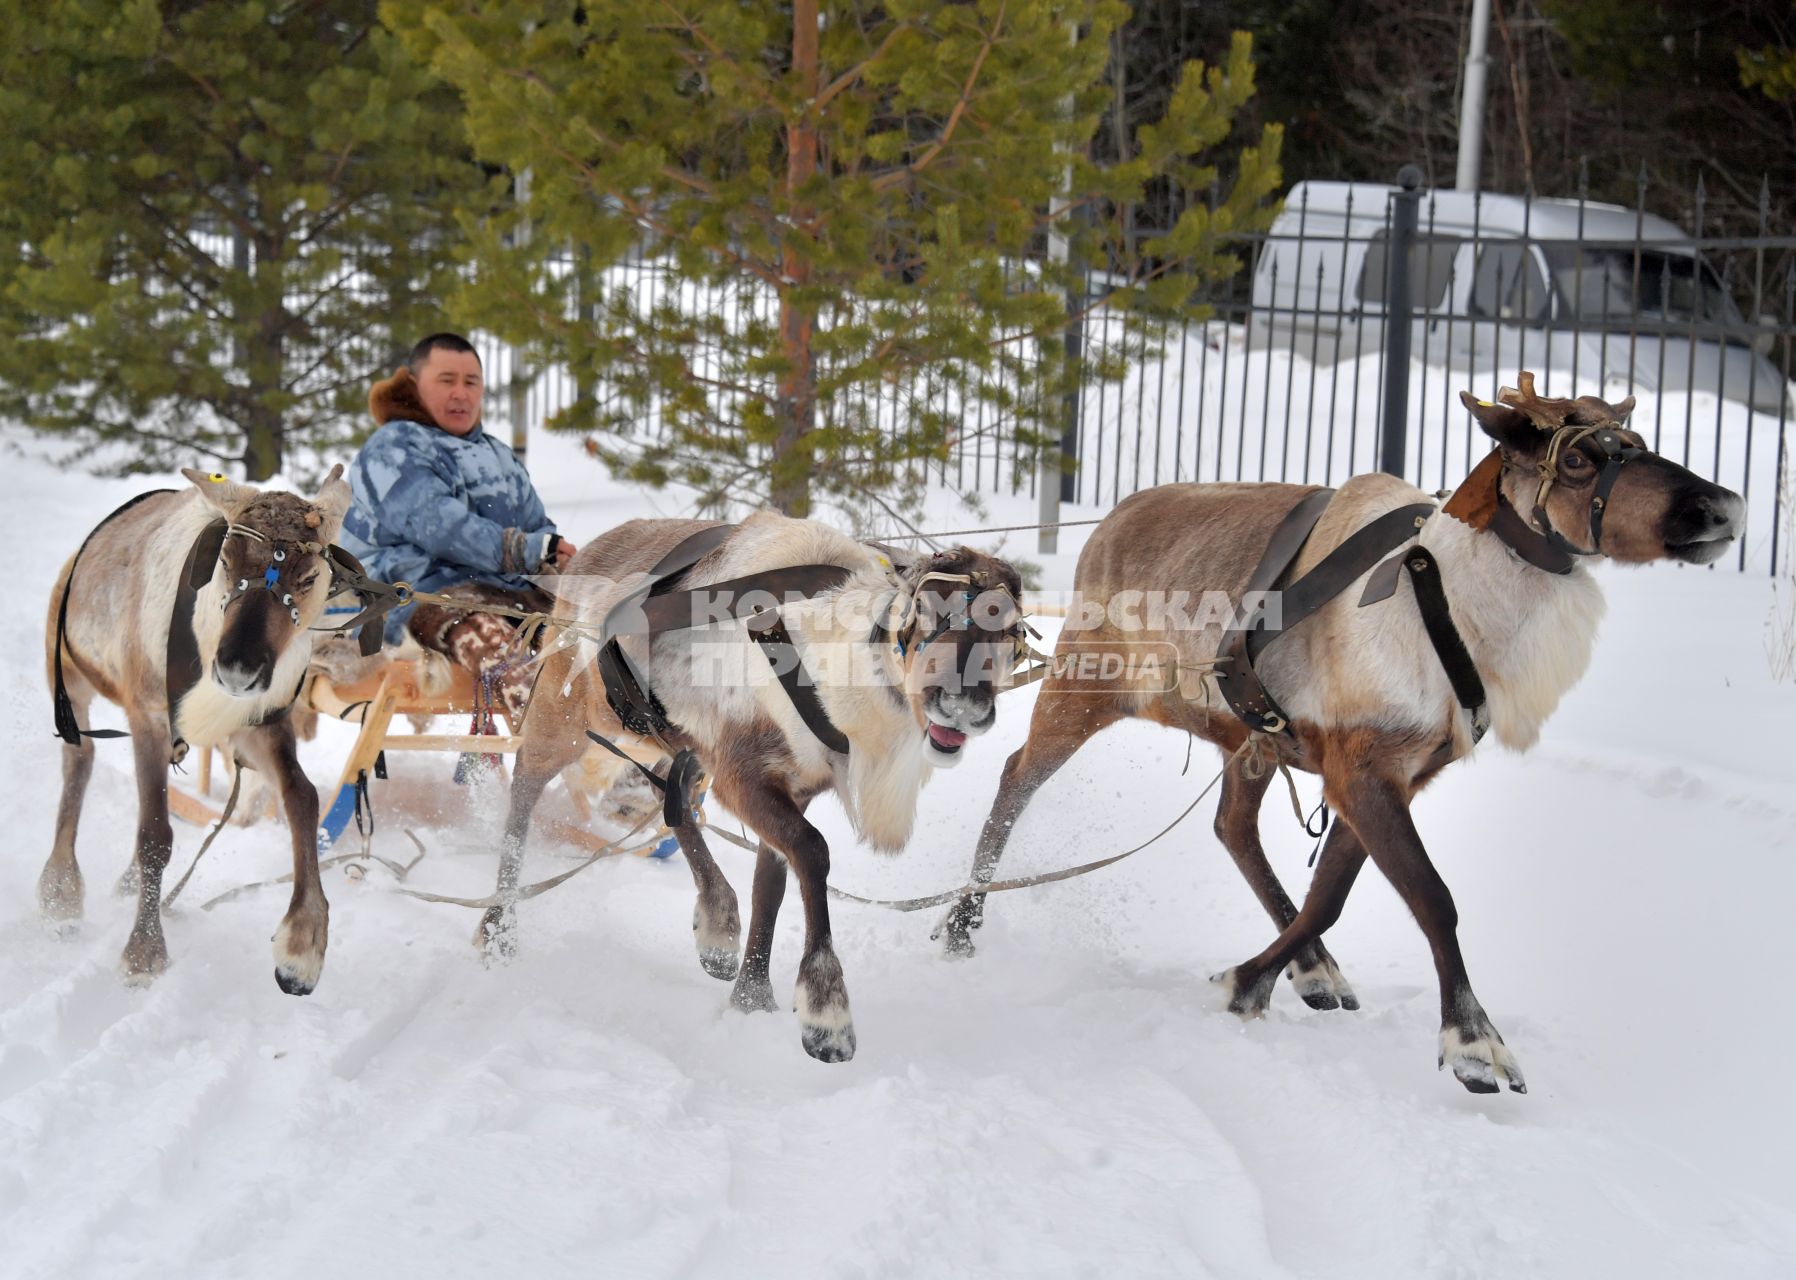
927,723 -> 967,749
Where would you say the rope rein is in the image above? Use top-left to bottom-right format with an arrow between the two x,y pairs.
160,765 -> 244,910
695,735 -> 1259,913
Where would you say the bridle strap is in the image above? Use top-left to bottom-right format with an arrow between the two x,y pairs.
1488,495 -> 1576,575
52,489 -> 175,745
1514,422 -> 1645,560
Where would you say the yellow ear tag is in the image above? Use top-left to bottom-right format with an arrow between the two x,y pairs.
207,473 -> 227,482
1476,400 -> 1495,407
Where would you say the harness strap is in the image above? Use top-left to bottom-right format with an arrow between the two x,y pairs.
1587,436 -> 1645,549
1249,501 -> 1436,653
748,612 -> 853,755
595,524 -> 866,759
1217,491 -> 1437,736
165,518 -> 229,757
53,489 -> 175,745
583,732 -> 706,830
1212,489 -> 1334,734
596,524 -> 738,742
1489,496 -> 1576,574
630,564 -> 860,636
1402,547 -> 1490,740
320,544 -> 409,657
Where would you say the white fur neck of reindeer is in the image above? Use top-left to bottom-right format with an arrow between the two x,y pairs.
1421,510 -> 1604,752
778,571 -> 933,855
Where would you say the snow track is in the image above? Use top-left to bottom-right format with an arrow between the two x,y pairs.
3,432 -> 1794,1277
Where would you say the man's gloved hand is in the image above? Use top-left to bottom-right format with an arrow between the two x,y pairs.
540,534 -> 579,574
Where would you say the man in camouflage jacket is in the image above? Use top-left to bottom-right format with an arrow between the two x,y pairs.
340,332 -> 577,724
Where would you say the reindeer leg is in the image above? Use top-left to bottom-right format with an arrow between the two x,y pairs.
729,841 -> 786,1013
1332,775 -> 1524,1095
478,676 -> 588,960
727,785 -> 852,1062
1212,752 -> 1357,1011
672,816 -> 741,980
236,721 -> 327,995
937,684 -> 1123,958
1211,819 -> 1367,1018
120,713 -> 175,984
39,700 -> 96,925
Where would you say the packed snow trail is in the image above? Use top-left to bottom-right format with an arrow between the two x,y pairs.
3,430 -> 1793,1278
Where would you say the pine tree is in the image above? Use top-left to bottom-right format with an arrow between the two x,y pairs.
389,0 -> 1281,516
0,0 -> 490,480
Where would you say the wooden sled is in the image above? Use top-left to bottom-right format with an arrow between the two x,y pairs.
176,655 -> 680,859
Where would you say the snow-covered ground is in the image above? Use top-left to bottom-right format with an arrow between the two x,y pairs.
3,422 -> 1794,1279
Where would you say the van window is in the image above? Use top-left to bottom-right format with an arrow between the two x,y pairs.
1541,246 -> 1741,327
1470,244 -> 1549,324
1360,234 -> 1459,309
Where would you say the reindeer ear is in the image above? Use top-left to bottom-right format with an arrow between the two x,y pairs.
1459,390 -> 1541,452
182,467 -> 258,515
1610,394 -> 1636,421
310,463 -> 351,537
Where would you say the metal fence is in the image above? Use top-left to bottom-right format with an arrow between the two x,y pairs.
480,166 -> 1795,575
1053,165 -> 1796,575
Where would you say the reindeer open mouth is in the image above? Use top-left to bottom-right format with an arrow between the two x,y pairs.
921,688 -> 994,765
926,720 -> 968,754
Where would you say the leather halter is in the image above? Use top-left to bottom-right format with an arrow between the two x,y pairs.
1506,422 -> 1646,562
882,569 -> 1029,671
215,523 -> 328,624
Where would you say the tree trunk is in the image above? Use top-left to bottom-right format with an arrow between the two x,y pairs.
241,294 -> 287,481
771,0 -> 821,517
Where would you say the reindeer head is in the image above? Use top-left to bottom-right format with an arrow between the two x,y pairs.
183,466 -> 352,696
887,546 -> 1026,768
1458,373 -> 1743,565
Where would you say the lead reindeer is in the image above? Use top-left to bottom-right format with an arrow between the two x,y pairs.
39,468 -> 352,993
488,513 -> 1024,1062
941,374 -> 1743,1093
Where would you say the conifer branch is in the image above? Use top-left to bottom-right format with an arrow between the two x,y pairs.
871,2 -> 1005,193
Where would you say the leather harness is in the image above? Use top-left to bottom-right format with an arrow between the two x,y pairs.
54,498 -> 350,758
586,524 -> 858,758
1214,489 -> 1489,742
1215,416 -> 1644,746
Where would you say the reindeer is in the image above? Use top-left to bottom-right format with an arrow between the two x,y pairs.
940,375 -> 1744,1094
39,467 -> 352,993
487,512 -> 1023,1062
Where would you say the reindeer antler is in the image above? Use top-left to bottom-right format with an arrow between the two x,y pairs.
1495,370 -> 1633,429
1496,371 -> 1569,427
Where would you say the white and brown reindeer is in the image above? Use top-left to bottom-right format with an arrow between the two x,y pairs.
488,512 -> 1023,1062
940,374 -> 1744,1094
38,467 -> 352,993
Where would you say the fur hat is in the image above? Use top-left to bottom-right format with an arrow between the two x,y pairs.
369,367 -> 437,428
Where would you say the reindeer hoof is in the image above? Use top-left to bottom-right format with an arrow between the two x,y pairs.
932,898 -> 983,959
795,951 -> 855,1063
698,947 -> 740,981
693,900 -> 740,981
1288,955 -> 1360,1012
730,973 -> 778,1013
37,864 -> 85,923
271,911 -> 327,996
1439,1023 -> 1527,1095
801,1022 -> 857,1063
475,905 -> 517,964
1211,965 -> 1276,1019
120,933 -> 169,986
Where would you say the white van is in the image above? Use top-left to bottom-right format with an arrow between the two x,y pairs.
1248,181 -> 1789,413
